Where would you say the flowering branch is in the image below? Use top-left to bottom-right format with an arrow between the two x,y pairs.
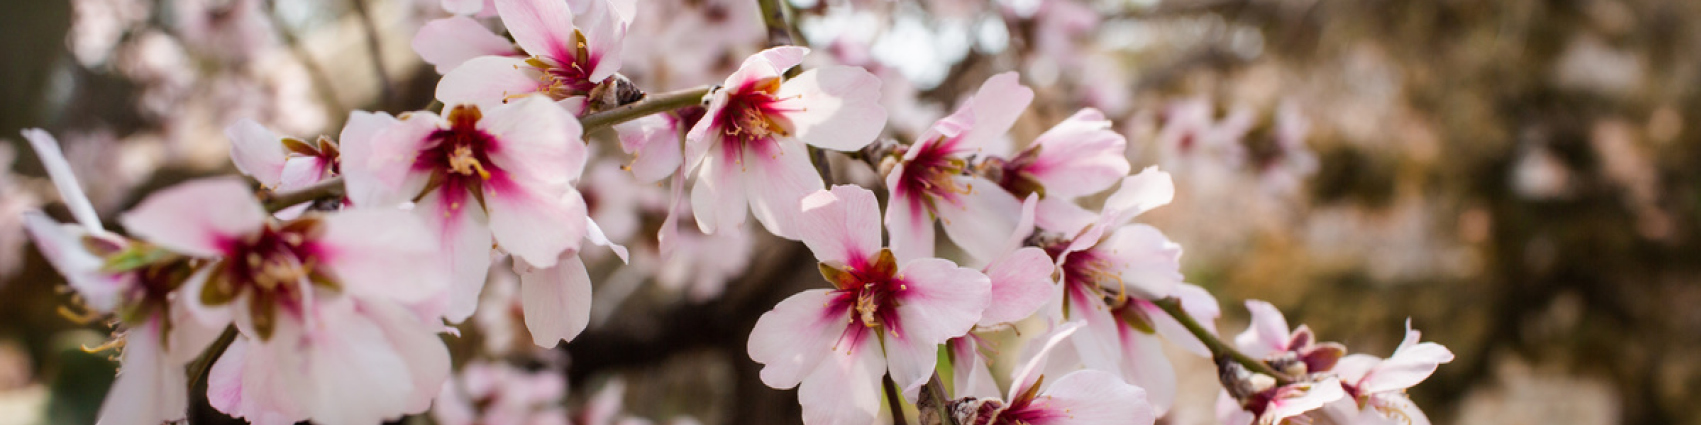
579,86 -> 712,133
1151,297 -> 1294,385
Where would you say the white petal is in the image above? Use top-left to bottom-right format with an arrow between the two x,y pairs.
887,259 -> 989,395
796,185 -> 882,267
689,141 -> 749,235
1010,321 -> 1086,400
948,338 -> 1001,399
436,56 -> 549,110
487,181 -> 586,267
883,164 -> 936,263
23,129 -> 104,232
96,320 -> 186,425
1020,370 -> 1153,425
748,289 -> 851,389
516,254 -> 594,347
223,119 -> 287,188
956,72 -> 1033,150
362,299 -> 451,414
304,306 -> 417,424
613,114 -> 684,183
934,177 -> 1023,263
413,17 -> 515,73
1096,224 -> 1184,300
119,177 -> 266,257
1117,325 -> 1178,416
1024,108 -> 1130,198
978,247 -> 1053,326
494,0 -> 579,61
774,66 -> 887,152
419,190 -> 495,323
1102,167 -> 1174,226
740,139 -> 824,240
1235,300 -> 1290,358
23,214 -> 124,312
797,343 -> 885,425
316,208 -> 447,303
337,110 -> 400,207
482,93 -> 588,184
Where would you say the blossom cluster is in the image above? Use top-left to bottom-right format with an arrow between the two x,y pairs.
16,0 -> 1452,424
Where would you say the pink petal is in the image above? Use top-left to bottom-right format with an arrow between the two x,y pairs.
934,177 -> 1024,263
882,164 -> 936,263
796,185 -> 882,267
22,129 -> 103,232
515,254 -> 594,347
1020,370 -> 1153,425
1095,224 -> 1184,299
316,208 -> 448,303
1101,167 -> 1174,226
888,258 -> 990,394
1009,321 -> 1085,399
223,119 -> 288,188
337,110 -> 400,208
97,320 -> 188,425
1062,290 -> 1125,389
23,214 -> 124,312
1025,108 -> 1130,198
726,46 -> 808,86
748,289 -> 851,389
1235,300 -> 1291,359
956,71 -> 1033,151
363,112 -> 443,198
576,0 -> 627,82
413,17 -> 517,74
486,181 -> 586,268
977,247 -> 1053,326
585,216 -> 630,263
948,338 -> 1001,399
361,299 -> 451,414
1116,325 -> 1177,416
773,66 -> 888,152
418,190 -> 495,323
682,95 -> 729,175
1265,378 -> 1346,423
436,56 -> 547,109
303,305 -> 417,424
494,0 -> 579,61
613,114 -> 683,183
1358,321 -> 1453,394
797,343 -> 885,425
688,141 -> 749,235
739,139 -> 824,239
481,94 -> 587,185
119,177 -> 266,257
277,156 -> 328,189
1033,196 -> 1096,236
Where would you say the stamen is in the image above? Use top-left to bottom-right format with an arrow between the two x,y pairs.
447,145 -> 492,179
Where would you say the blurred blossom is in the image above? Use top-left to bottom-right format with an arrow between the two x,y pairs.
1511,143 -> 1571,200
69,0 -> 151,66
173,0 -> 276,64
434,360 -> 569,425
623,0 -> 763,90
116,31 -> 195,119
1554,35 -> 1644,99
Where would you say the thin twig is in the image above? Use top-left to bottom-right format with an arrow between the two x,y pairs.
883,373 -> 911,425
262,177 -> 345,212
918,372 -> 959,425
580,86 -> 712,134
349,0 -> 396,108
185,325 -> 238,420
755,0 -> 805,47
1151,297 -> 1294,385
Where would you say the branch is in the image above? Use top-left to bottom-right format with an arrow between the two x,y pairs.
579,86 -> 712,133
883,373 -> 911,425
1150,297 -> 1293,385
185,325 -> 238,424
262,177 -> 345,212
755,0 -> 805,47
350,0 -> 396,108
917,373 -> 959,425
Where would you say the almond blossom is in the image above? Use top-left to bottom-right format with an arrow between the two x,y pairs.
1218,300 -> 1353,425
950,322 -> 1155,425
685,46 -> 887,238
19,129 -> 221,425
747,185 -> 989,425
349,95 -> 587,325
1319,320 -> 1455,425
435,0 -> 632,114
987,108 -> 1131,234
111,177 -> 450,424
885,71 -> 1030,262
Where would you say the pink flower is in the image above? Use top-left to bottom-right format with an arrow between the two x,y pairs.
115,177 -> 450,424
20,128 -> 224,425
225,118 -> 339,191
886,72 -> 1031,263
433,360 -> 568,425
412,15 -> 520,74
685,46 -> 887,238
989,108 -> 1131,234
952,322 -> 1156,425
1320,320 -> 1454,425
349,95 -> 588,323
612,106 -> 695,184
1219,301 -> 1352,425
747,185 -> 989,425
435,0 -> 630,114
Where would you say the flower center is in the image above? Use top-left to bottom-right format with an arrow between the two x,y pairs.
204,218 -> 335,340
821,249 -> 906,332
895,138 -> 974,215
415,105 -> 510,212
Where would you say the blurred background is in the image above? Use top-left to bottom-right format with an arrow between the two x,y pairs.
2,0 -> 1700,424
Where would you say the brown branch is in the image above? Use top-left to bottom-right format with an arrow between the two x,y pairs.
261,177 -> 345,212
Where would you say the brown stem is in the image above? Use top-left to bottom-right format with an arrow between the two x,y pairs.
883,373 -> 911,425
1151,297 -> 1294,385
579,86 -> 711,134
185,325 -> 238,424
755,0 -> 805,47
261,177 -> 345,212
